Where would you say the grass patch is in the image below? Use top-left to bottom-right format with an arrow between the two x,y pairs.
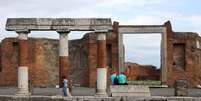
127,80 -> 161,85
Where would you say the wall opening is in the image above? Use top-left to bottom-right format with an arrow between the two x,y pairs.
173,43 -> 186,70
123,33 -> 162,84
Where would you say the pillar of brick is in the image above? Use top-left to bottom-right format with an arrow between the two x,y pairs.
57,31 -> 70,87
96,32 -> 107,96
16,31 -> 30,95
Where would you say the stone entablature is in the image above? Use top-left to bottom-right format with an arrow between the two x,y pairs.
6,18 -> 112,31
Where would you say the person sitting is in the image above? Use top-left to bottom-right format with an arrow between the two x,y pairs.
110,71 -> 117,85
118,72 -> 128,85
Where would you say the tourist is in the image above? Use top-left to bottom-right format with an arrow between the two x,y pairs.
62,76 -> 68,96
110,71 -> 117,85
118,72 -> 128,85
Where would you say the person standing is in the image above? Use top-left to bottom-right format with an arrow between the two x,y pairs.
62,76 -> 68,96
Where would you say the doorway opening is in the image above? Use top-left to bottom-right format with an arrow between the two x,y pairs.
123,34 -> 162,86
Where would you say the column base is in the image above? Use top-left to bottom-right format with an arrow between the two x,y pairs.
96,68 -> 107,97
17,66 -> 30,96
16,89 -> 30,96
95,89 -> 108,97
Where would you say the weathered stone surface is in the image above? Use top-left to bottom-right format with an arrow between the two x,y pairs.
119,25 -> 165,33
110,85 -> 151,97
6,18 -> 112,31
0,95 -> 201,101
175,80 -> 188,96
169,32 -> 201,88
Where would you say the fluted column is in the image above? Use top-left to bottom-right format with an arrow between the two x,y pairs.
96,31 -> 107,96
16,30 -> 30,96
57,30 -> 70,87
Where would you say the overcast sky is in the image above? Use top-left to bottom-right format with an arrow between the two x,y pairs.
0,0 -> 201,68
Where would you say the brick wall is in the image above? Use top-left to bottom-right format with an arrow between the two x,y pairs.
0,30 -> 119,87
125,62 -> 160,81
167,32 -> 201,87
0,38 -> 89,87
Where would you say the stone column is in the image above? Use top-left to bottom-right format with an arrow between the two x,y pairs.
16,30 -> 30,95
96,31 -> 107,96
57,30 -> 70,87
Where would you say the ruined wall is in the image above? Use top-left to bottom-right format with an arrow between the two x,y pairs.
125,62 -> 160,81
84,30 -> 119,87
0,38 -> 18,86
1,21 -> 201,88
0,30 -> 119,87
0,38 -> 89,87
167,32 -> 201,87
69,39 -> 89,87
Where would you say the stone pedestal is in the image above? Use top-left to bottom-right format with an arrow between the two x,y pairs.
175,80 -> 188,96
96,68 -> 107,95
110,85 -> 151,97
16,66 -> 30,95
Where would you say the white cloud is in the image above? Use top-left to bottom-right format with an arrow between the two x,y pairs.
98,0 -> 164,7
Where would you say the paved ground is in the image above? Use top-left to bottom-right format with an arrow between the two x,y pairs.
0,87 -> 201,96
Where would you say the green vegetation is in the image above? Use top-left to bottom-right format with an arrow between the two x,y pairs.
127,80 -> 162,87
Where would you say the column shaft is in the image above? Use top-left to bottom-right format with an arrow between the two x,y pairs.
97,34 -> 107,68
58,32 -> 70,87
96,33 -> 107,96
16,31 -> 30,95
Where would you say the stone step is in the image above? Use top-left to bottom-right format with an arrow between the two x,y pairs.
110,85 -> 151,97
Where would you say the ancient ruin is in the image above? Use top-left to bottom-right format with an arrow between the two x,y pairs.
0,18 -> 201,96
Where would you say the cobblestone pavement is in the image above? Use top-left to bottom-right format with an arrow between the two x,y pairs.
0,87 -> 201,96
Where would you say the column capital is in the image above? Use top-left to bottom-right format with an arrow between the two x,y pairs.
16,30 -> 29,40
57,30 -> 70,34
97,33 -> 106,40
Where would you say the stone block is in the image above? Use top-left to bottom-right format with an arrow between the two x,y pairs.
167,97 -> 184,101
83,96 -> 108,101
110,85 -> 151,97
175,80 -> 188,96
144,96 -> 166,101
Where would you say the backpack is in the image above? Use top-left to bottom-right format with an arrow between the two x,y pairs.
114,75 -> 119,85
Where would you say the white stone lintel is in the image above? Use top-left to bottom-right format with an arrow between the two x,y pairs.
95,29 -> 108,33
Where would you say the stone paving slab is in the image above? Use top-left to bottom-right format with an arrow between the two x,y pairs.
1,95 -> 201,101
1,87 -> 201,97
